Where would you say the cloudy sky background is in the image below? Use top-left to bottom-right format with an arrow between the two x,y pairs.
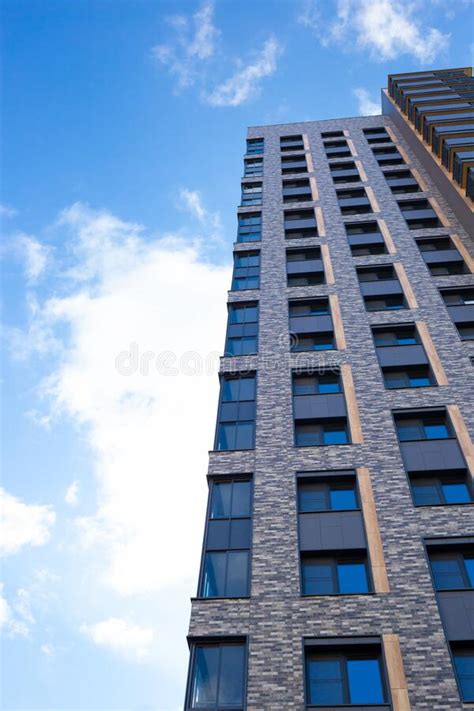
1,1 -> 473,709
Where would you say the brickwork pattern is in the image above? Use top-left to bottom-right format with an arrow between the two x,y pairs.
187,115 -> 474,711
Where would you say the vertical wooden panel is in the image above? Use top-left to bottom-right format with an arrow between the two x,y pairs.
416,321 -> 448,386
394,263 -> 418,309
447,404 -> 474,477
309,176 -> 319,201
302,133 -> 310,151
385,126 -> 398,143
321,244 -> 334,284
378,219 -> 397,254
450,233 -> 474,273
341,365 -> 363,444
397,145 -> 411,165
355,160 -> 368,182
366,186 -> 380,213
329,295 -> 346,350
411,168 -> 428,193
357,467 -> 389,593
383,634 -> 411,711
430,197 -> 450,228
306,151 -> 314,174
315,206 -> 325,237
347,138 -> 358,157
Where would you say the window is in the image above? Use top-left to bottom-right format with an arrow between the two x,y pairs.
216,375 -> 256,451
243,158 -> 262,177
200,479 -> 252,598
284,208 -> 317,239
336,188 -> 372,215
225,303 -> 258,356
411,473 -> 472,506
231,251 -> 260,291
416,236 -> 468,276
187,641 -> 246,709
287,248 -> 325,286
459,324 -> 474,340
281,154 -> 308,174
302,556 -> 370,595
453,646 -> 474,702
298,480 -> 358,513
430,552 -> 474,590
246,137 -> 263,155
345,221 -> 387,255
330,161 -> 360,184
441,288 -> 474,306
293,373 -> 342,395
365,295 -> 405,311
321,130 -> 344,138
372,325 -> 418,346
324,140 -> 351,158
358,266 -> 395,282
394,411 -> 453,442
289,299 -> 335,352
237,212 -> 261,243
240,182 -> 262,206
397,198 -> 441,229
282,178 -> 312,203
383,168 -> 421,194
295,420 -> 349,446
305,644 -> 387,706
280,134 -> 304,151
383,366 -> 434,389
440,288 -> 474,341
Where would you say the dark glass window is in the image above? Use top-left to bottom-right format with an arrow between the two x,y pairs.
216,375 -> 256,451
453,647 -> 474,702
293,373 -> 342,395
373,326 -> 418,346
357,266 -> 395,282
246,138 -> 263,155
411,474 -> 472,506
295,421 -> 349,446
188,641 -> 246,709
365,295 -> 405,311
441,288 -> 474,306
237,213 -> 261,243
298,481 -> 358,513
225,303 -> 258,356
305,650 -> 386,706
395,412 -> 452,442
302,557 -> 370,595
201,479 -> 252,598
231,251 -> 260,291
240,182 -> 262,207
383,366 -> 434,389
430,553 -> 474,590
243,158 -> 263,177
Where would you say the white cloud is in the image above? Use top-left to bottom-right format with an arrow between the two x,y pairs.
81,617 -> 155,663
17,234 -> 50,282
179,188 -> 222,241
65,480 -> 80,506
0,585 -> 35,638
205,37 -> 282,107
19,201 -> 230,597
0,488 -> 56,556
0,203 -> 17,218
152,1 -> 219,89
301,0 -> 450,63
353,88 -> 381,116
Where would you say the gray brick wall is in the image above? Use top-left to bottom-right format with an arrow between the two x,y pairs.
187,115 -> 474,711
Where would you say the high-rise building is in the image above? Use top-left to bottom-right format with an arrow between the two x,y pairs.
184,67 -> 474,711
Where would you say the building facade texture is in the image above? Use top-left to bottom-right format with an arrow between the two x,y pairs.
185,68 -> 474,711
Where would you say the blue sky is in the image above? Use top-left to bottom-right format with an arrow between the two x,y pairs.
1,1 -> 473,709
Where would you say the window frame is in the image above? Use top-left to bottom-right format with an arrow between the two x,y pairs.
215,374 -> 257,451
185,637 -> 248,710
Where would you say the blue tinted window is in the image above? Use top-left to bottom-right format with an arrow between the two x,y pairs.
465,557 -> 474,587
347,658 -> 384,704
239,377 -> 256,401
424,423 -> 449,439
210,483 -> 232,518
226,551 -> 249,597
323,427 -> 348,445
337,562 -> 369,594
409,374 -> 431,387
218,645 -> 246,705
307,658 -> 344,705
319,381 -> 341,394
191,646 -> 219,707
235,421 -> 254,449
202,552 -> 226,597
231,481 -> 251,517
412,482 -> 441,506
454,652 -> 474,701
431,557 -> 465,589
330,487 -> 357,510
302,561 -> 334,595
298,484 -> 326,512
442,482 -> 471,504
222,379 -> 240,402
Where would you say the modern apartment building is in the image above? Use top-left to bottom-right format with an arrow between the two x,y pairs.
184,67 -> 474,710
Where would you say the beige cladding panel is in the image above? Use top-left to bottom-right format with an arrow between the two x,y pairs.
394,262 -> 418,309
329,294 -> 346,350
378,219 -> 397,254
450,233 -> 474,272
341,364 -> 363,444
357,467 -> 389,593
321,243 -> 334,284
315,206 -> 325,236
416,321 -> 448,385
383,634 -> 411,711
448,404 -> 474,477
